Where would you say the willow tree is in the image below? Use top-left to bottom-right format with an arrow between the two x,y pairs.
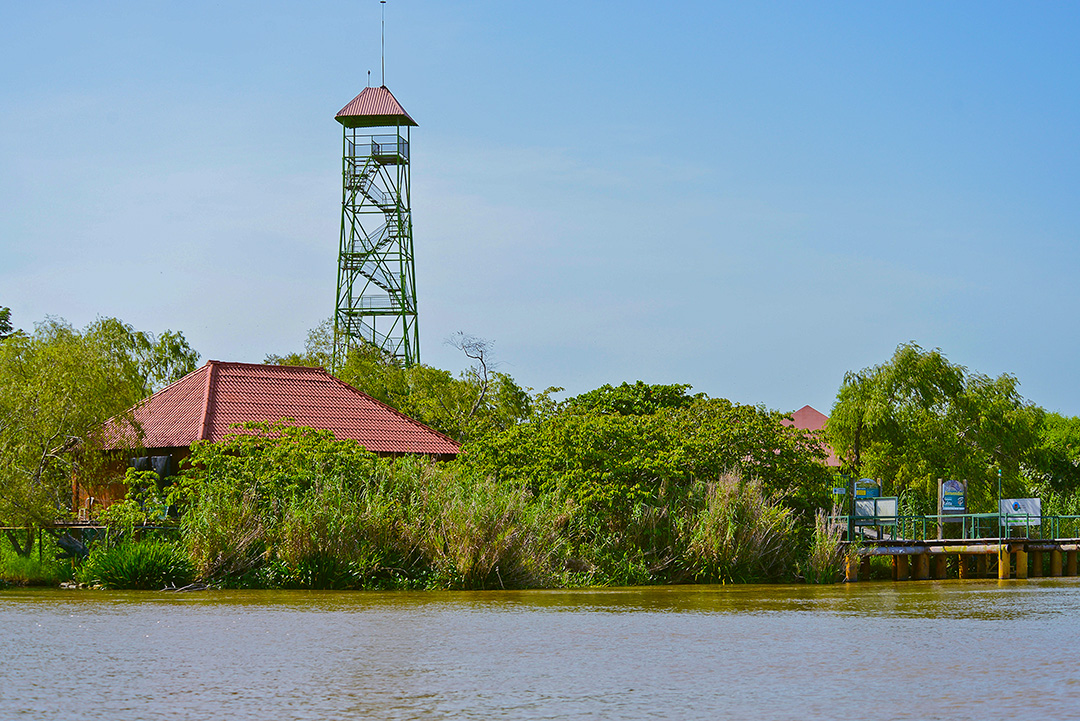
0,317 -> 198,555
826,343 -> 1043,512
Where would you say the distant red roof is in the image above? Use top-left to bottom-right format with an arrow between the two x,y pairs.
336,86 -> 418,128
105,361 -> 458,456
783,405 -> 840,467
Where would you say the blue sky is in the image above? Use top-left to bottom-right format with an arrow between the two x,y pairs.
3,2 -> 1079,416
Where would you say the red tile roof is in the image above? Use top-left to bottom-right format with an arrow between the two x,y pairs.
336,86 -> 418,128
783,404 -> 840,467
106,361 -> 458,456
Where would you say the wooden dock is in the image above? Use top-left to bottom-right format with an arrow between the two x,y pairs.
844,538 -> 1080,581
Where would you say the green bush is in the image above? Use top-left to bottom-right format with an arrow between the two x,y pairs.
79,540 -> 193,590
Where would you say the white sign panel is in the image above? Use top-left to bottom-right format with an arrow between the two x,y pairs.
854,497 -> 897,524
999,498 -> 1041,527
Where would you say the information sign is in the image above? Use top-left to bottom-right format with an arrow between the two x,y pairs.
941,479 -> 966,514
999,498 -> 1041,527
854,478 -> 880,498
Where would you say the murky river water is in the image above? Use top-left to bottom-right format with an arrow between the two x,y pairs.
3,579 -> 1080,720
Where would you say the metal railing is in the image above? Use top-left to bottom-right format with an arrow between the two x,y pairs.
829,513 -> 1080,542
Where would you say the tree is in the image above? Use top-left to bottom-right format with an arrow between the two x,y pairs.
1026,413 -> 1080,507
826,343 -> 1043,511
562,381 -> 702,417
0,307 -> 14,340
264,319 -> 335,369
270,322 -> 533,443
85,317 -> 200,393
0,317 -> 200,554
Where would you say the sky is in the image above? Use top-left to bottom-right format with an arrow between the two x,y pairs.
3,1 -> 1079,416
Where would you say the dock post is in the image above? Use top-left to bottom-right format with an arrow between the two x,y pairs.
1016,548 -> 1029,579
913,553 -> 930,580
976,554 -> 988,578
998,547 -> 1010,579
1030,550 -> 1043,578
860,556 -> 871,580
893,554 -> 909,581
845,555 -> 860,582
933,555 -> 947,579
958,555 -> 971,579
1068,550 -> 1078,576
1051,549 -> 1063,577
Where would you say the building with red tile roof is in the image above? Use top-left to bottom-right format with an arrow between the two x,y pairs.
75,361 -> 459,514
783,404 -> 841,467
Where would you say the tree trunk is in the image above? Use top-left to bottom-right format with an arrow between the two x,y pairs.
5,527 -> 35,558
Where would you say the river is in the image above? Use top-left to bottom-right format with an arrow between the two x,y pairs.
2,579 -> 1079,720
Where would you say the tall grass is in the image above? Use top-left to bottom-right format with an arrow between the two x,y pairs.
0,533 -> 74,586
801,509 -> 845,584
682,475 -> 797,583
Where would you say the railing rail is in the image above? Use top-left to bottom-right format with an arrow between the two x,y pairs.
828,513 -> 1080,543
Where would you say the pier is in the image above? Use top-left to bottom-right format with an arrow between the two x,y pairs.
834,512 -> 1080,582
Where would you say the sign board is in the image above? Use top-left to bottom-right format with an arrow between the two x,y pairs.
855,478 -> 880,498
941,479 -> 966,515
831,488 -> 847,495
854,497 -> 897,525
999,498 -> 1041,527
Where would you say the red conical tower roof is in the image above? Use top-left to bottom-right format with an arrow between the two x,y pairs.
335,86 -> 418,128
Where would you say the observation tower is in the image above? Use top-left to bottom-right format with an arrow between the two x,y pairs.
332,85 -> 419,369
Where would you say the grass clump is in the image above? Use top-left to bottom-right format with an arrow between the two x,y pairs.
801,509 -> 845,584
79,540 -> 193,590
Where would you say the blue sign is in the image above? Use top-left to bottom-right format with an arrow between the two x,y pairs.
942,479 -> 965,514
855,478 -> 880,498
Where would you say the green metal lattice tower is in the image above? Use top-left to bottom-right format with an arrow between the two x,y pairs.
332,85 -> 419,370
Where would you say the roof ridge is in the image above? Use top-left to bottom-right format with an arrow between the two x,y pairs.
198,360 -> 218,441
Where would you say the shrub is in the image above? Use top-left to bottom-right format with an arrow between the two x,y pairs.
79,540 -> 193,590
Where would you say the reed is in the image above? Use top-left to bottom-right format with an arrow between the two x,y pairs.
801,509 -> 845,584
682,475 -> 797,583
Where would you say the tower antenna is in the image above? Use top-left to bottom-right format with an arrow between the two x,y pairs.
381,1 -> 386,86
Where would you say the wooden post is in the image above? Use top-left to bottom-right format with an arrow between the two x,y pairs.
933,555 -> 947,579
1030,550 -> 1043,578
913,553 -> 930,580
894,554 -> 910,581
937,478 -> 944,540
1050,549 -> 1063,577
860,556 -> 871,580
1016,549 -> 1029,579
958,554 -> 971,579
976,554 -> 988,578
998,547 -> 1011,579
1068,550 -> 1078,577
845,555 -> 860,582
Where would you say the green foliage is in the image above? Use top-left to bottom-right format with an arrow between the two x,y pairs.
1027,412 -> 1080,496
267,323 -> 533,443
683,476 -> 797,583
79,540 -> 193,590
801,510 -> 845,584
84,317 -> 200,394
176,422 -> 559,589
0,533 -> 73,586
563,381 -> 702,417
466,396 -> 830,516
337,337 -> 532,443
0,319 -> 144,531
826,343 -> 1043,510
0,306 -> 14,340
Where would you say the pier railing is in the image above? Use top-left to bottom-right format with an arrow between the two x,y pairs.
829,513 -> 1080,543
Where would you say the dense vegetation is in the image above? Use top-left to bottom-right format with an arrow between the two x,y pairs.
5,307 -> 1080,589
